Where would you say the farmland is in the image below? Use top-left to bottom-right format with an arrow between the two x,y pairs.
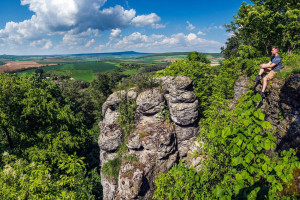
0,51 -> 224,82
21,61 -> 118,82
0,61 -> 56,73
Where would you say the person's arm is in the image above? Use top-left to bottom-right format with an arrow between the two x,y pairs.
262,63 -> 276,69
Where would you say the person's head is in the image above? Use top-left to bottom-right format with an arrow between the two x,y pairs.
271,46 -> 279,55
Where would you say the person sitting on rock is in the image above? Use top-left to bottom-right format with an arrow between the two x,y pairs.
254,46 -> 282,98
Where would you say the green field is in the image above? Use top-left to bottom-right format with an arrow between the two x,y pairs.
21,61 -> 118,82
13,52 -> 224,82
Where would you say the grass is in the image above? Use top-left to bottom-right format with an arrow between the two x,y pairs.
0,60 -> 5,66
101,158 -> 122,179
122,68 -> 139,75
71,70 -> 95,82
276,54 -> 300,79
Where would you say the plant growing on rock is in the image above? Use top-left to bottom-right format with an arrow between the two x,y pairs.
116,96 -> 137,157
154,92 -> 300,199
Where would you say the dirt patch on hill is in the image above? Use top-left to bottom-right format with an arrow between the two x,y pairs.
155,58 -> 183,62
0,61 -> 56,72
37,58 -> 82,63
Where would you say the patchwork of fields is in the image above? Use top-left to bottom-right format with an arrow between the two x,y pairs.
21,62 -> 118,82
0,52 -> 224,82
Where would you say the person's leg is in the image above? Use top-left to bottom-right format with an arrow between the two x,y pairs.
261,70 -> 276,96
262,77 -> 268,92
258,68 -> 265,76
255,64 -> 267,81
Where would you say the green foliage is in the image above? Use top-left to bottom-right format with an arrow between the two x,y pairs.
237,45 -> 261,59
221,35 -> 241,59
0,73 -> 86,156
187,51 -> 211,64
116,74 -> 159,92
101,158 -> 122,179
153,161 -> 202,200
0,153 -> 95,200
276,53 -> 300,79
155,60 -> 214,115
154,92 -> 300,199
0,73 -> 103,199
224,0 -> 300,55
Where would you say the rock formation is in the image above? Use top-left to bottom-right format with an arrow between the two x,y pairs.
98,76 -> 202,200
230,75 -> 250,109
260,74 -> 300,158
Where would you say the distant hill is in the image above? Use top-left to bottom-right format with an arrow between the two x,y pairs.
69,51 -> 153,56
138,52 -> 223,59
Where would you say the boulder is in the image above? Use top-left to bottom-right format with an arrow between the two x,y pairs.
169,100 -> 199,126
136,88 -> 165,115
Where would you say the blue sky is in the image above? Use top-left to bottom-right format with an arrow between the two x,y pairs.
0,0 -> 251,55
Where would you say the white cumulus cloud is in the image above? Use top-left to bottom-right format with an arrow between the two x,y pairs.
0,0 -> 164,48
30,39 -> 53,49
109,28 -> 122,40
131,13 -> 164,29
111,32 -> 223,52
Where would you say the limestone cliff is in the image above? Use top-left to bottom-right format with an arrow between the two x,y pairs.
98,73 -> 300,199
98,76 -> 202,200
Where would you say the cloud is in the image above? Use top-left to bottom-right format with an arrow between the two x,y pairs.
62,28 -> 99,47
85,39 -> 95,47
131,13 -> 165,29
214,25 -> 224,29
186,21 -> 195,31
111,32 -> 223,52
0,0 -> 163,44
109,28 -> 122,40
197,31 -> 206,36
30,39 -> 53,49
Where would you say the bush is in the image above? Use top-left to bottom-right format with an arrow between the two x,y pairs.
187,51 -> 211,64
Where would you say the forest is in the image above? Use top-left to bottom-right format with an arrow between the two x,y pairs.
0,0 -> 299,199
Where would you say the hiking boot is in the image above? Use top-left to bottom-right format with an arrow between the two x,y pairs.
254,75 -> 262,82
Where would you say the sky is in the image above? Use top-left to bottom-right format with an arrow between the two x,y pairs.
0,0 -> 251,55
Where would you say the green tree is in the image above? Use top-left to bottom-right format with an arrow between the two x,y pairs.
0,73 -> 102,199
221,35 -> 241,58
187,51 -> 211,64
224,0 -> 300,55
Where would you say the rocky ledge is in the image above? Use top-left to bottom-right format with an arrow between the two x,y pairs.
98,76 -> 202,200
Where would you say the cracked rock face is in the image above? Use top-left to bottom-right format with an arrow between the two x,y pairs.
98,76 -> 202,200
232,74 -> 300,158
231,75 -> 250,109
260,74 -> 300,158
